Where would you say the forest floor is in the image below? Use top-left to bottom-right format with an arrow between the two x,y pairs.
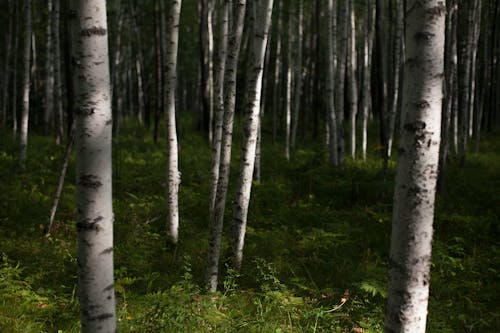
0,118 -> 499,332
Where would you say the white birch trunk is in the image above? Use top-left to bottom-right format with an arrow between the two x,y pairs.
206,0 -> 246,294
54,0 -> 64,144
327,0 -> 338,165
284,12 -> 292,161
271,0 -> 282,143
18,0 -> 31,171
210,0 -> 229,214
1,0 -> 13,129
386,0 -> 404,158
11,1 -> 19,139
165,0 -> 182,245
336,0 -> 348,165
44,0 -> 54,135
71,0 -> 116,331
384,1 -> 445,331
347,0 -> 358,160
231,0 -> 274,271
361,0 -> 375,161
467,0 -> 482,139
291,2 -> 303,150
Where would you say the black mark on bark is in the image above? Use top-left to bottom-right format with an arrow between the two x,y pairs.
79,174 -> 102,188
80,27 -> 107,37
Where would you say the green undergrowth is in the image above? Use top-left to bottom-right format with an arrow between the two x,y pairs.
0,121 -> 498,332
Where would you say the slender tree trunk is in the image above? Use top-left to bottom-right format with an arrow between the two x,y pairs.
44,0 -> 54,135
254,28 -> 273,182
291,2 -> 303,150
327,0 -> 338,165
376,0 -> 388,165
458,0 -> 474,166
347,0 -> 358,160
1,0 -> 13,129
231,0 -> 274,271
45,126 -> 75,236
18,0 -> 31,171
210,0 -> 229,214
11,1 -> 19,140
467,0 -> 482,139
111,1 -> 123,140
284,9 -> 293,161
54,0 -> 64,144
70,0 -> 116,331
475,0 -> 489,153
384,1 -> 445,332
165,0 -> 182,245
336,0 -> 348,165
438,0 -> 458,191
199,0 -> 214,140
386,0 -> 404,159
361,0 -> 375,161
206,0 -> 246,294
271,0 -> 282,143
313,0 -> 321,141
153,0 -> 162,143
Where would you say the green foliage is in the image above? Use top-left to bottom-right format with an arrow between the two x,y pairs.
0,126 -> 498,332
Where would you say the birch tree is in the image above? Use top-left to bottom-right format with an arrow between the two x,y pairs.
165,0 -> 182,245
291,2 -> 303,150
347,0 -> 358,160
336,0 -> 348,164
53,0 -> 64,144
360,0 -> 375,161
18,0 -> 31,171
210,0 -> 229,214
44,0 -> 54,135
284,9 -> 293,161
1,0 -> 14,129
384,1 -> 445,331
231,0 -> 274,271
70,0 -> 116,331
272,0 -> 282,143
327,0 -> 338,165
206,0 -> 246,294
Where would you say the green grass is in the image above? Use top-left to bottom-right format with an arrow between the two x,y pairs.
0,120 -> 498,332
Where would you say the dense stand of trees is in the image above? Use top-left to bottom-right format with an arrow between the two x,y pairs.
0,0 -> 499,331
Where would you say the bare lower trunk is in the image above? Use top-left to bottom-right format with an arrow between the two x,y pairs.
284,11 -> 292,161
384,1 -> 445,331
153,0 -> 162,143
45,126 -> 74,236
18,0 -> 31,171
347,0 -> 358,160
165,0 -> 182,245
71,0 -> 116,331
336,0 -> 348,165
231,0 -> 274,271
361,0 -> 375,161
271,0 -> 282,143
53,0 -> 64,144
44,0 -> 54,135
206,0 -> 246,294
291,2 -> 303,150
11,2 -> 19,139
1,0 -> 13,129
386,0 -> 404,159
210,0 -> 229,217
327,0 -> 338,165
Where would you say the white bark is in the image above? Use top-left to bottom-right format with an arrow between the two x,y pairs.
71,0 -> 116,331
231,0 -> 274,271
347,0 -> 358,160
327,0 -> 338,165
386,0 -> 404,158
361,0 -> 375,161
336,0 -> 348,164
44,0 -> 54,134
271,0 -> 282,143
384,1 -> 445,332
54,0 -> 64,144
1,0 -> 13,128
291,2 -> 303,150
18,0 -> 31,171
210,0 -> 229,214
11,1 -> 19,139
206,0 -> 246,294
165,0 -> 182,245
284,12 -> 292,161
